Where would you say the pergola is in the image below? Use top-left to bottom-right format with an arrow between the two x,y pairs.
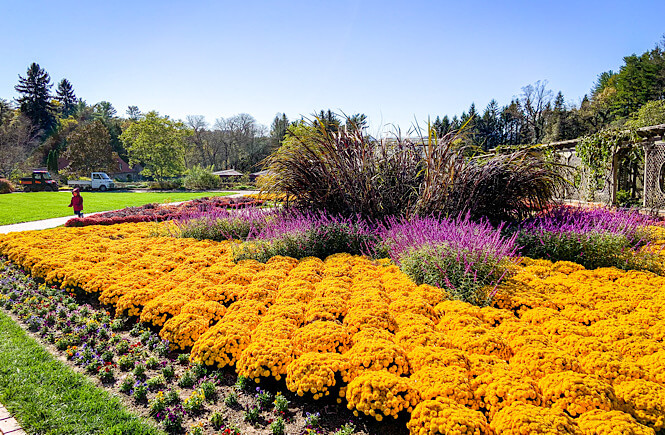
546,124 -> 665,208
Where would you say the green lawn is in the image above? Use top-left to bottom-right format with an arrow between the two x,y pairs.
0,191 -> 233,225
0,311 -> 163,435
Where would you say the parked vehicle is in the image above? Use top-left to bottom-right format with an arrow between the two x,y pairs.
20,171 -> 59,192
67,172 -> 115,191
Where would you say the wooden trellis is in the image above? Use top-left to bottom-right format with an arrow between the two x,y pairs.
547,124 -> 665,208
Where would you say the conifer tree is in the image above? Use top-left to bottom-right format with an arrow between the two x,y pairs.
56,79 -> 77,118
270,113 -> 289,149
14,62 -> 56,133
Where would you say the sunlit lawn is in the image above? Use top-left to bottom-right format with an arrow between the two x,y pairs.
0,191 -> 233,225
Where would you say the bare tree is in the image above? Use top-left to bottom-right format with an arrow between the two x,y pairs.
0,113 -> 40,177
212,117 -> 235,169
520,80 -> 553,143
185,115 -> 209,167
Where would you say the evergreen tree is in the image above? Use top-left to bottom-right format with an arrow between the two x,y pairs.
346,113 -> 368,129
478,100 -> 501,150
126,106 -> 142,121
433,116 -> 453,137
56,79 -> 77,118
313,110 -> 340,133
269,113 -> 289,150
14,62 -> 56,133
501,100 -> 525,145
93,101 -> 117,121
46,149 -> 59,173
543,92 -> 566,142
72,100 -> 95,121
0,99 -> 12,126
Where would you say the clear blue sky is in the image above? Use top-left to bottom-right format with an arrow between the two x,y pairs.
2,0 -> 664,134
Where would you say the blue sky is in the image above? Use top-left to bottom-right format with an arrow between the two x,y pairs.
2,0 -> 664,134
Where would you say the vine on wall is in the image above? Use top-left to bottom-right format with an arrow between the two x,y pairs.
575,128 -> 642,202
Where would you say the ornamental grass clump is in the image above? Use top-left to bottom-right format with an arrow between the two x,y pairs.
516,206 -> 661,272
232,211 -> 378,262
263,115 -> 562,223
174,207 -> 271,242
376,214 -> 518,306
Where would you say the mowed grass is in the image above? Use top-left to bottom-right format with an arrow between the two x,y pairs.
0,191 -> 233,225
0,312 -> 163,435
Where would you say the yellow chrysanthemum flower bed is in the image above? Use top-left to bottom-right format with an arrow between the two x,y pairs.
345,371 -> 419,421
472,370 -> 541,419
407,398 -> 491,435
489,402 -> 582,434
576,409 -> 655,435
5,222 -> 665,432
291,320 -> 351,355
538,371 -> 616,416
285,352 -> 351,399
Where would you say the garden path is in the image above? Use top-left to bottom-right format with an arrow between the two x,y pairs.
0,404 -> 25,435
0,191 -> 259,234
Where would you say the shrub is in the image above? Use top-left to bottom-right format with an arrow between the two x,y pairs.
97,365 -> 115,383
305,412 -> 320,428
118,355 -> 135,371
0,179 -> 14,194
174,207 -> 270,242
377,214 -> 518,305
164,389 -> 181,405
333,423 -> 356,435
133,363 -> 147,380
198,379 -> 217,401
147,375 -> 166,391
243,406 -> 260,424
162,365 -> 175,381
515,206 -> 660,272
150,391 -> 167,418
210,411 -> 225,430
183,165 -> 222,190
149,179 -> 183,190
232,211 -> 378,262
256,387 -> 273,410
177,369 -> 195,388
191,362 -> 207,379
616,190 -> 641,208
133,382 -> 148,403
161,407 -> 184,433
425,148 -> 565,225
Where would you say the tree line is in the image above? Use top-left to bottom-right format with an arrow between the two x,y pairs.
2,36 -> 665,179
0,64 -> 291,179
432,37 -> 665,149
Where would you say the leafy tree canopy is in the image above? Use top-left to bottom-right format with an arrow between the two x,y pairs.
119,111 -> 191,179
626,99 -> 665,129
63,120 -> 116,176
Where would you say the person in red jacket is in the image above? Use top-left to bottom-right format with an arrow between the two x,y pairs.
68,188 -> 84,217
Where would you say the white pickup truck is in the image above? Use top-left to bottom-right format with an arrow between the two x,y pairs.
68,172 -> 115,191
